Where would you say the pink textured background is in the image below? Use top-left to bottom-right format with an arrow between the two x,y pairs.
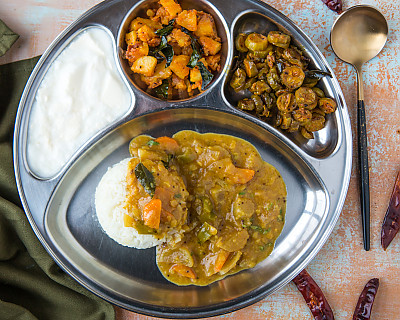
1,0 -> 399,319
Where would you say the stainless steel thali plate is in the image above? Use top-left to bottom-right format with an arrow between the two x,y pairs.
14,0 -> 352,318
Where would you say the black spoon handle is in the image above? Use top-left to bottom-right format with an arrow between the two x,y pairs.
357,99 -> 370,251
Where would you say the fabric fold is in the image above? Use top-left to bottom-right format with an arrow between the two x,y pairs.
0,57 -> 115,320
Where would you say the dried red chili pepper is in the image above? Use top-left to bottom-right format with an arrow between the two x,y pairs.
321,0 -> 343,14
381,171 -> 400,250
352,278 -> 379,320
292,269 -> 335,320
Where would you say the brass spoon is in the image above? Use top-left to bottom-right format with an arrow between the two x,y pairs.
330,5 -> 388,251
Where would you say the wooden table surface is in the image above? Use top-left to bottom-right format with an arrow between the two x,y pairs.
1,0 -> 399,319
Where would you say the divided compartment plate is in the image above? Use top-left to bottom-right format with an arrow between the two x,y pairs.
13,0 -> 352,318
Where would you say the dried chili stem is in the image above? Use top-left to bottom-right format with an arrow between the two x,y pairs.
292,269 -> 335,320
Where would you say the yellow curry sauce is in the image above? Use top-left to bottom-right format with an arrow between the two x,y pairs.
126,131 -> 286,286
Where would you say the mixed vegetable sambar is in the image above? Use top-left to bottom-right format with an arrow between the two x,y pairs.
126,131 -> 286,286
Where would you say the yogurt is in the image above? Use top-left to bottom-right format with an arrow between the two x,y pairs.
27,27 -> 131,178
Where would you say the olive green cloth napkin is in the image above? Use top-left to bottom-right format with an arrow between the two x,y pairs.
0,21 -> 115,320
0,20 -> 19,57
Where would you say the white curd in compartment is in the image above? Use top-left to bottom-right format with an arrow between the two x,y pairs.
27,27 -> 131,178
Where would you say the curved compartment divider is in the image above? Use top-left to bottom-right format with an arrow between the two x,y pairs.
222,9 -> 343,159
44,107 -> 329,316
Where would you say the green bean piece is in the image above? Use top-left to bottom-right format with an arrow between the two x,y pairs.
245,33 -> 269,51
318,98 -> 337,114
251,95 -> 264,115
305,113 -> 325,132
281,66 -> 305,90
267,31 -> 291,49
293,107 -> 312,124
300,126 -> 314,139
243,59 -> 258,78
277,92 -> 296,113
238,98 -> 255,111
197,222 -> 217,243
295,87 -> 318,110
312,87 -> 325,98
230,68 -> 246,90
235,33 -> 249,52
250,80 -> 271,95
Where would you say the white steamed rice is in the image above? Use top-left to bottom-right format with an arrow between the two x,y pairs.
95,158 -> 165,249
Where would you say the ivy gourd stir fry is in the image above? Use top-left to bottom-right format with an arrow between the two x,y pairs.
124,0 -> 222,100
230,31 -> 337,139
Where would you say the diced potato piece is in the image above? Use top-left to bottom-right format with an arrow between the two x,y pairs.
141,61 -> 172,89
199,36 -> 221,56
137,25 -> 157,42
131,56 -> 158,77
170,55 -> 190,79
159,0 -> 182,18
125,43 -> 149,63
216,228 -> 249,252
125,31 -> 138,46
171,74 -> 187,90
176,10 -> 197,31
194,13 -> 217,38
233,197 -> 255,220
129,17 -> 161,32
190,67 -> 202,83
205,54 -> 221,71
154,6 -> 172,25
168,28 -> 191,47
158,246 -> 194,267
123,214 -> 134,227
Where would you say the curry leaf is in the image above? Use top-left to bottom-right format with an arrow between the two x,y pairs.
197,61 -> 214,90
150,36 -> 174,67
154,79 -> 169,99
304,70 -> 332,80
156,19 -> 175,37
161,44 -> 174,67
161,154 -> 174,169
135,163 -> 156,197
181,27 -> 202,68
